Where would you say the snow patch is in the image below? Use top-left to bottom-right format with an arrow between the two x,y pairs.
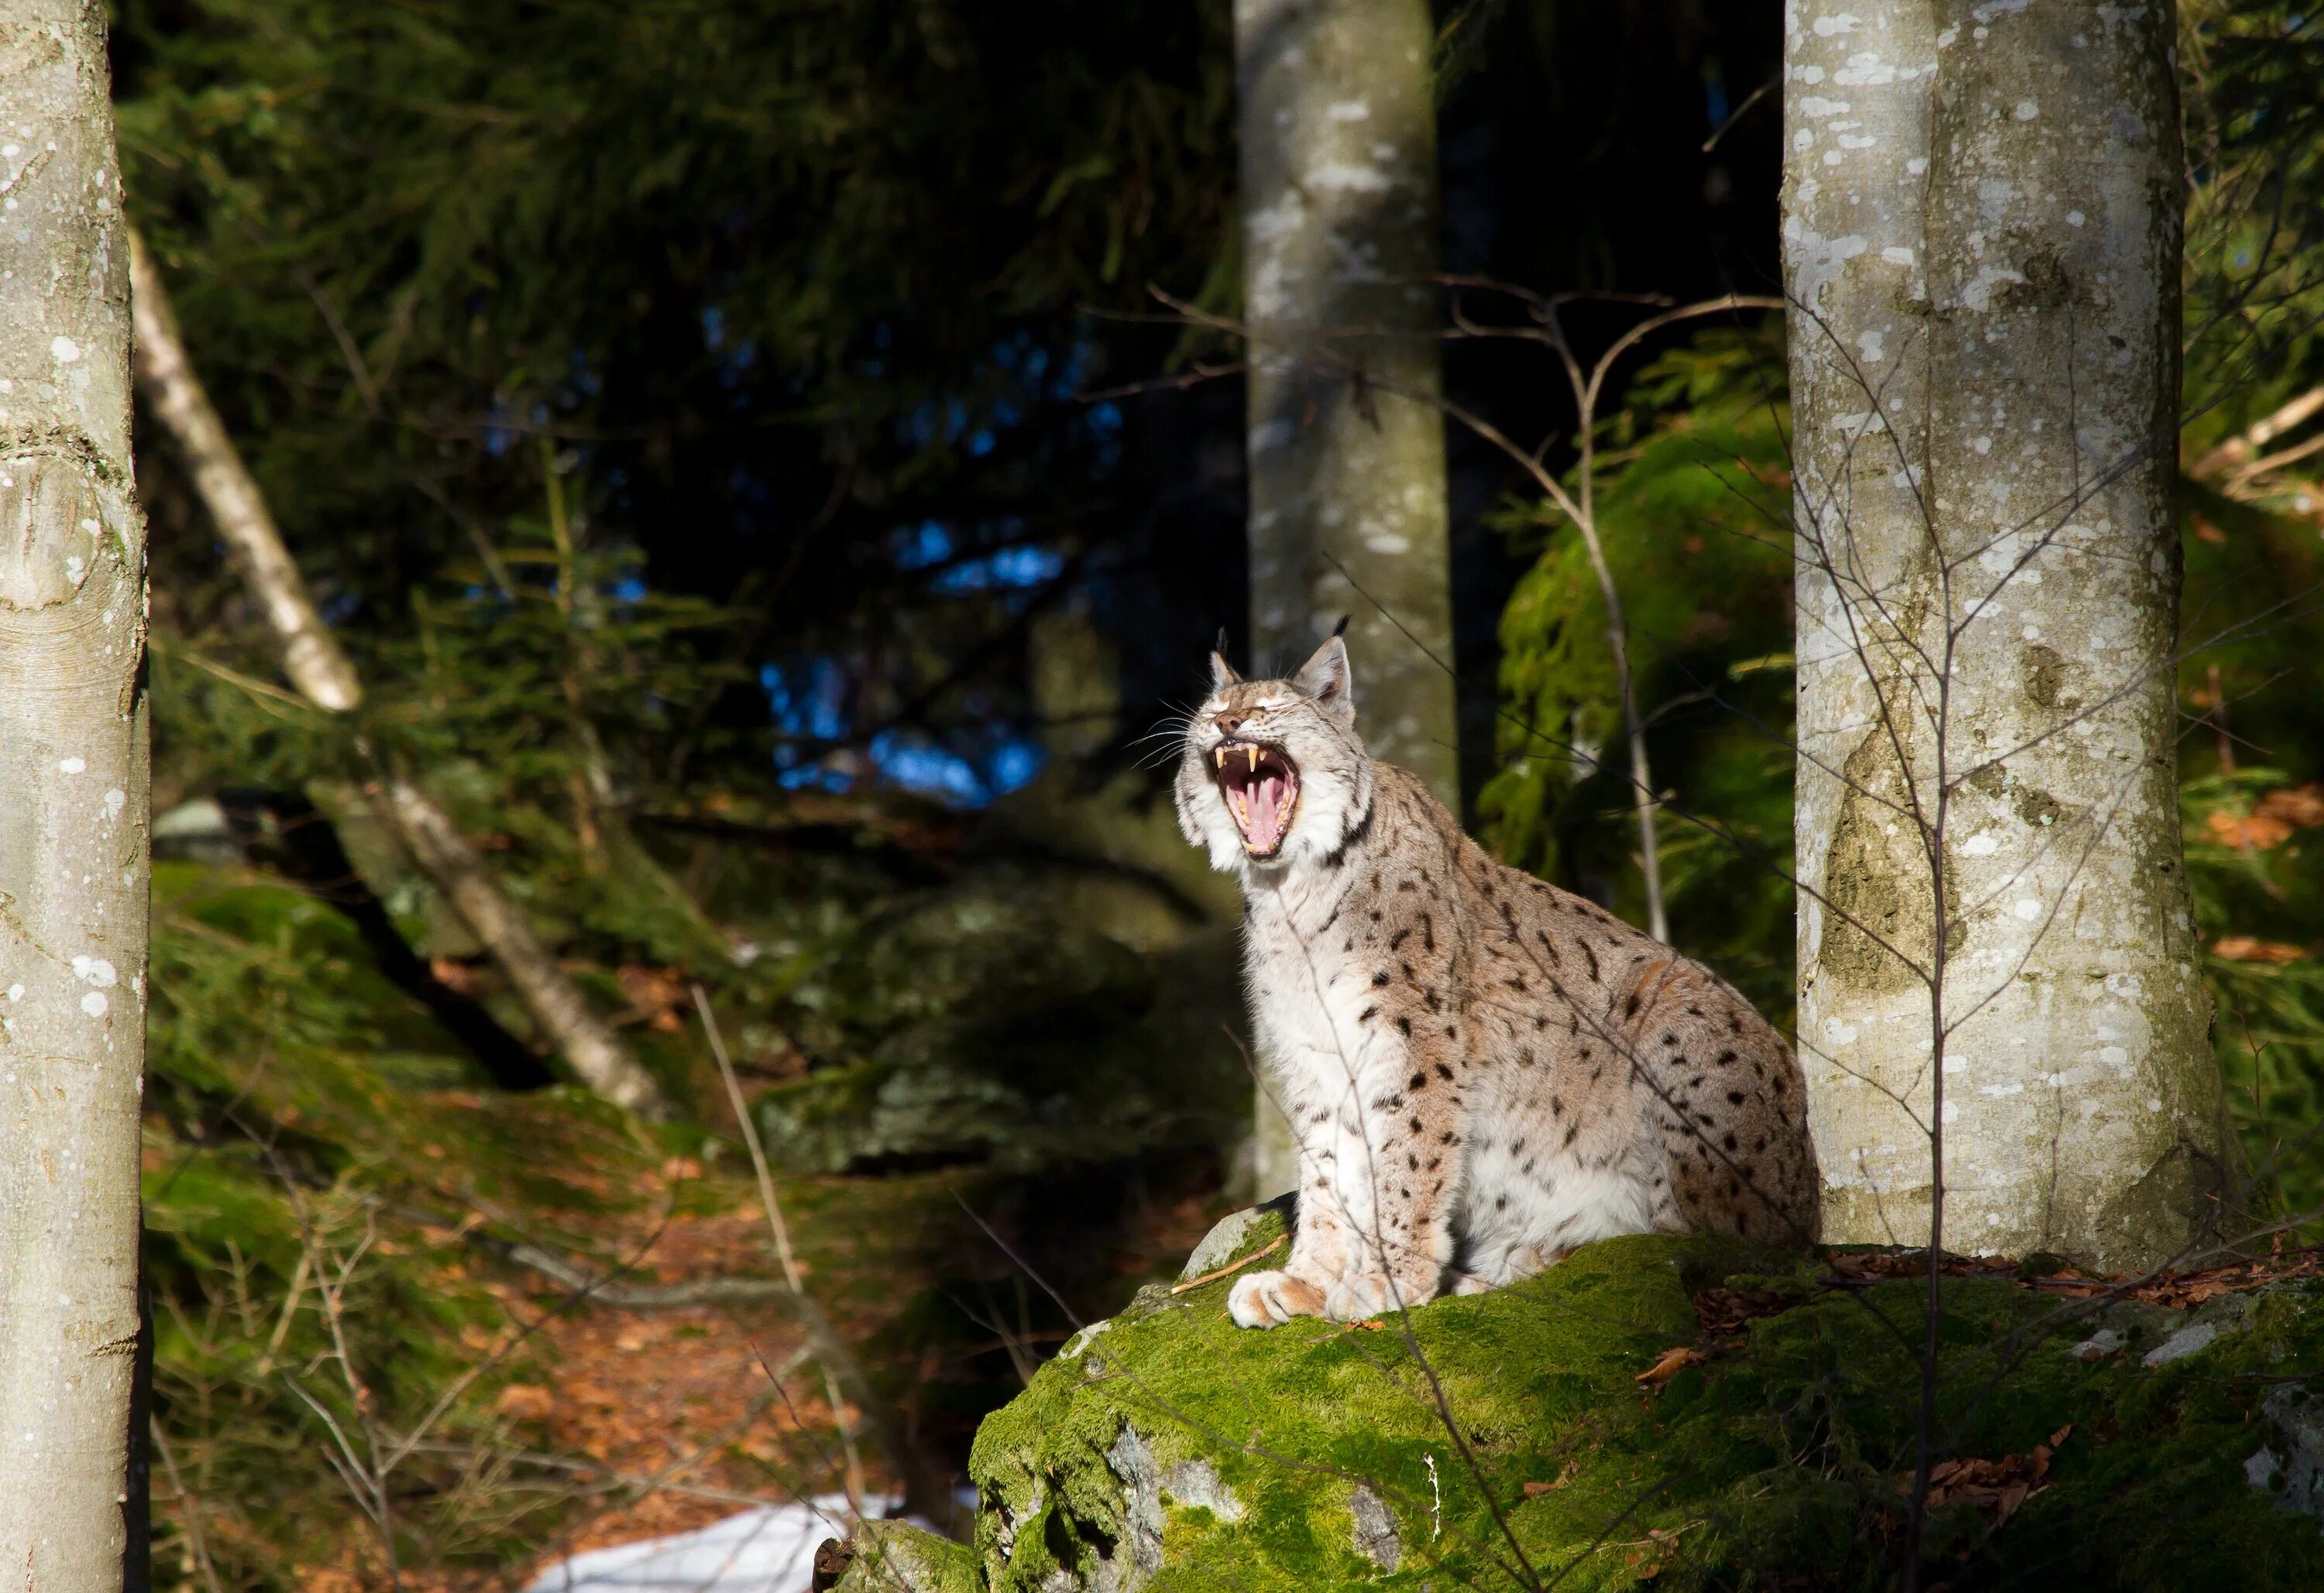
524,1498 -> 893,1593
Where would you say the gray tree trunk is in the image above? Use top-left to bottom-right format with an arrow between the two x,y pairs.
128,235 -> 676,1122
1787,0 -> 2233,1269
1237,0 -> 1454,1199
0,4 -> 150,1575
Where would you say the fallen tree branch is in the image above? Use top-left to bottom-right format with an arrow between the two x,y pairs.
130,230 -> 363,712
497,1241 -> 795,1310
376,776 -> 669,1118
129,228 -> 675,1121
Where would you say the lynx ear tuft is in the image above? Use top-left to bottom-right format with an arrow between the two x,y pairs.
1292,634 -> 1355,726
1209,645 -> 1241,692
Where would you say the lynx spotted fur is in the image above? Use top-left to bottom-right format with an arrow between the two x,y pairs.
1176,637 -> 1819,1327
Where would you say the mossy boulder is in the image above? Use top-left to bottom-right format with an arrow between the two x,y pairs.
832,1519 -> 984,1593
878,1210 -> 2324,1591
755,906 -> 1245,1173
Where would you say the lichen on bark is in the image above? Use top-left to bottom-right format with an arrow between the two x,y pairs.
1234,0 -> 1457,1203
0,2 -> 150,1578
1786,0 -> 2233,1269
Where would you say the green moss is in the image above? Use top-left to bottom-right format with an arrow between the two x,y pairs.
961,1220 -> 2324,1591
836,1521 -> 984,1593
755,918 -> 1246,1175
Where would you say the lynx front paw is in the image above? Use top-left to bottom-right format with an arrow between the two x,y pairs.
1227,1269 -> 1329,1328
1323,1272 -> 1437,1320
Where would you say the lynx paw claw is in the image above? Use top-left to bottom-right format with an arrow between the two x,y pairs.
1227,1269 -> 1328,1328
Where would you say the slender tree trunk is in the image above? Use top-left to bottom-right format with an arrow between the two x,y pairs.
1788,0 -> 2233,1269
1237,0 -> 1454,1198
0,5 -> 150,1575
128,234 -> 676,1122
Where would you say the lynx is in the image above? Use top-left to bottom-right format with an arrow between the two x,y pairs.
1176,636 -> 1820,1327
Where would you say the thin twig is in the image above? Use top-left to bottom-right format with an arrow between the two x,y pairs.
696,983 -> 866,1516
1167,1234 -> 1287,1294
150,1422 -> 225,1593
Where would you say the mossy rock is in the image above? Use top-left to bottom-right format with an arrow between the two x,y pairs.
833,1519 -> 983,1592
955,1212 -> 2324,1590
756,924 -> 1245,1174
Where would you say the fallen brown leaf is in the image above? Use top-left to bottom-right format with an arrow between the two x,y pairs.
2258,784 -> 2324,828
494,1384 -> 555,1420
1635,1344 -> 1704,1385
1918,1426 -> 2071,1525
1521,1463 -> 1580,1499
1693,1286 -> 1801,1335
2214,936 -> 2307,964
2206,809 -> 2297,850
2203,786 -> 2324,851
429,955 -> 486,994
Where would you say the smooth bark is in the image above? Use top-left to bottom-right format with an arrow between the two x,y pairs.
0,3 -> 150,1574
128,234 -> 676,1121
1237,0 -> 1454,1198
1787,0 -> 2231,1268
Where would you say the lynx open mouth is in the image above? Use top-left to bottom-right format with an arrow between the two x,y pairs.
1213,740 -> 1301,857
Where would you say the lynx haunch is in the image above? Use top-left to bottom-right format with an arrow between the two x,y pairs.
1177,637 -> 1820,1328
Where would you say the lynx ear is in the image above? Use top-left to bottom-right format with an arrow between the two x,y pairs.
1208,639 -> 1241,692
1292,634 -> 1355,726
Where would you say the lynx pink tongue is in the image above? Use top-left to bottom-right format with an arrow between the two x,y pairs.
1245,772 -> 1288,851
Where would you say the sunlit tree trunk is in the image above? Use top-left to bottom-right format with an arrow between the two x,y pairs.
129,234 -> 676,1122
1237,0 -> 1455,1198
1788,0 -> 2233,1269
0,5 -> 149,1575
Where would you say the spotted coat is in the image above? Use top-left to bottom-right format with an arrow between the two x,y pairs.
1176,640 -> 1820,1327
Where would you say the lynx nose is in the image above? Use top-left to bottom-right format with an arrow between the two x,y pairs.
1212,711 -> 1247,735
